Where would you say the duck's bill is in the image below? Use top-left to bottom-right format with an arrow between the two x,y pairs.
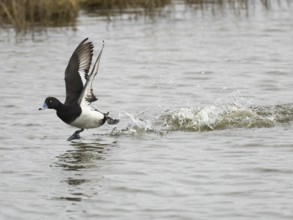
39,103 -> 48,110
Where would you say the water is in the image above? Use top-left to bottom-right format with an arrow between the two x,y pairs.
1,1 -> 293,219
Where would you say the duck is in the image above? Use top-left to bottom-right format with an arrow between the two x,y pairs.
39,38 -> 119,141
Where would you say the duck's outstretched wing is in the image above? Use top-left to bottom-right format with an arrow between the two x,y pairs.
64,38 -> 94,105
78,41 -> 104,106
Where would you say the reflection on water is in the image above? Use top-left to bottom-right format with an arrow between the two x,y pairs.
56,141 -> 108,171
56,138 -> 119,170
185,0 -> 285,11
53,140 -> 117,202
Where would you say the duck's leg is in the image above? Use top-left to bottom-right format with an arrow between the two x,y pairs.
67,129 -> 84,141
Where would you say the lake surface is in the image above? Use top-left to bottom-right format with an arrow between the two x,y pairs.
1,1 -> 293,219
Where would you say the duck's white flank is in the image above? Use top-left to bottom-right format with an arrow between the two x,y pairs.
69,105 -> 104,129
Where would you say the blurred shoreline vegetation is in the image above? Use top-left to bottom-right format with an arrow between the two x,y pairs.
0,0 -> 79,31
0,0 -> 172,32
0,0 -> 287,32
79,0 -> 172,20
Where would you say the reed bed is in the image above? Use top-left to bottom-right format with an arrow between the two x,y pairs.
0,0 -> 79,31
0,0 -> 171,31
79,0 -> 172,20
0,0 -> 281,32
79,0 -> 171,10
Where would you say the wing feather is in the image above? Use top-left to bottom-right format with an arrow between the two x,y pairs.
78,41 -> 105,106
64,38 -> 94,105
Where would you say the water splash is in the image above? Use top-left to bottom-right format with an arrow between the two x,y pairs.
162,105 -> 274,132
111,112 -> 155,135
111,103 -> 293,135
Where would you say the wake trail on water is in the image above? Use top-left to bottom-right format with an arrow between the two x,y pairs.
111,103 -> 293,136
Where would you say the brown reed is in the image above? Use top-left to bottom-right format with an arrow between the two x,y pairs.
0,0 -> 78,32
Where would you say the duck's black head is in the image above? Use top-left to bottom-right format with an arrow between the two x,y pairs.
39,97 -> 62,111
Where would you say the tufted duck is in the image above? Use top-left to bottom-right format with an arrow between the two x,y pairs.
39,38 -> 119,141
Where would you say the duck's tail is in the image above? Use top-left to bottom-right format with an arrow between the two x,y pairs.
104,112 -> 119,125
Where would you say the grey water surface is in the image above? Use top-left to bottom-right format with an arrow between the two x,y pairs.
1,1 -> 293,220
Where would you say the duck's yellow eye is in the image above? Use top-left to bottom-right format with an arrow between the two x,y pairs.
49,100 -> 52,103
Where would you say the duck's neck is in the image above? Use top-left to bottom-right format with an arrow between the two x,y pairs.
54,100 -> 64,111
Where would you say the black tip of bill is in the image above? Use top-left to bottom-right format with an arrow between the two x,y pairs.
39,103 -> 48,110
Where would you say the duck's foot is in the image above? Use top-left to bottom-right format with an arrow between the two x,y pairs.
106,116 -> 119,125
67,129 -> 84,141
